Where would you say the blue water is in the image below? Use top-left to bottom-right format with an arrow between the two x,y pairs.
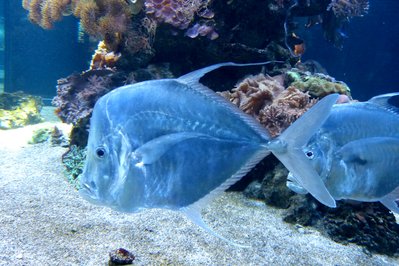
5,1 -> 91,99
3,0 -> 399,101
302,0 -> 399,101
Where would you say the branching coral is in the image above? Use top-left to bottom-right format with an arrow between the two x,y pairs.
22,0 -> 135,46
327,0 -> 369,19
52,69 -> 115,124
22,0 -> 74,29
73,0 -> 133,48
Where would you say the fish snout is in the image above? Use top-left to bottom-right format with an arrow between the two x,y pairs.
79,181 -> 100,204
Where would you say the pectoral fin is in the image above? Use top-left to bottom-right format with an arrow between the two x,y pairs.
338,137 -> 399,198
133,132 -> 208,164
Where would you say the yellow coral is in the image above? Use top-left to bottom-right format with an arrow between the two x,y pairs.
90,41 -> 121,70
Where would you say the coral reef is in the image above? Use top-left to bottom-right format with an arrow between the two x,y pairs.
73,0 -> 133,49
144,0 -> 214,31
90,41 -> 121,70
22,0 -> 74,29
0,91 -> 43,129
53,63 -> 175,147
327,0 -> 369,19
52,69 -> 115,125
22,0 -> 142,51
243,161 -> 399,256
220,73 -> 317,137
286,69 -> 351,98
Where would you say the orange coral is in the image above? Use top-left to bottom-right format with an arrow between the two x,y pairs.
22,0 -> 74,29
73,0 -> 131,36
22,0 -> 132,38
90,41 -> 121,70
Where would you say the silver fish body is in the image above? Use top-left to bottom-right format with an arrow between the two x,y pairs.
81,78 -> 270,212
79,61 -> 339,244
288,93 -> 399,212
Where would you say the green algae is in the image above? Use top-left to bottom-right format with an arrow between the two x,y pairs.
0,91 -> 44,129
287,70 -> 351,98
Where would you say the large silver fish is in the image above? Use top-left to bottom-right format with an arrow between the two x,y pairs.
287,93 -> 399,213
79,62 -> 338,244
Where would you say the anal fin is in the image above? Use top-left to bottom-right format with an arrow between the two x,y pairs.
381,186 -> 399,214
181,206 -> 250,248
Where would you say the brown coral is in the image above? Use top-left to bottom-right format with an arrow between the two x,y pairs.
22,0 -> 74,29
258,87 -> 317,137
220,74 -> 317,138
219,73 -> 285,116
73,0 -> 132,49
23,0 -> 133,44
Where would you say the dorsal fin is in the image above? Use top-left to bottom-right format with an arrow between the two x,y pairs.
178,61 -> 281,85
178,62 -> 282,141
368,92 -> 399,114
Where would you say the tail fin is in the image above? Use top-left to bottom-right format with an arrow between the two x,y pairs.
271,94 -> 339,207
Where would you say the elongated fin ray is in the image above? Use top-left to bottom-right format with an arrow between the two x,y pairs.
182,207 -> 250,248
178,62 -> 283,141
178,61 -> 282,85
180,148 -> 270,247
381,186 -> 399,213
368,92 -> 399,115
273,94 -> 339,207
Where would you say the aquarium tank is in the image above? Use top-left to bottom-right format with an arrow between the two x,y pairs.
1,0 -> 399,265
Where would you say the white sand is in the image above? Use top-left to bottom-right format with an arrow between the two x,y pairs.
0,125 -> 398,265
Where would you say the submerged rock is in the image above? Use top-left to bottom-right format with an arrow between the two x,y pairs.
0,91 -> 43,129
255,162 -> 399,256
109,248 -> 135,265
320,202 -> 399,256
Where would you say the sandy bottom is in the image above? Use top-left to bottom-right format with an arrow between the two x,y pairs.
0,124 -> 398,265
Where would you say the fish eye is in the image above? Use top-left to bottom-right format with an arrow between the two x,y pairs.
305,150 -> 314,159
95,147 -> 106,158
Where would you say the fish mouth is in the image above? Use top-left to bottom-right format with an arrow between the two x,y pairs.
79,183 -> 100,205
